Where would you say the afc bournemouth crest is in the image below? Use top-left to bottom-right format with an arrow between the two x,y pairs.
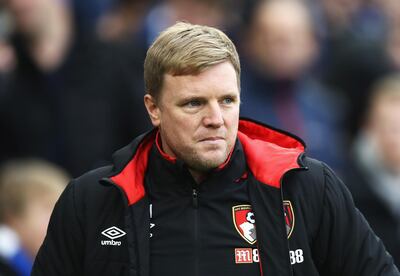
283,200 -> 295,238
232,205 -> 257,244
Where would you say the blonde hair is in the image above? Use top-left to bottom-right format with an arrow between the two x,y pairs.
144,22 -> 240,99
0,159 -> 69,223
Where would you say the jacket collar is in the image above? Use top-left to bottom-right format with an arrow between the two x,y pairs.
108,118 -> 306,205
145,138 -> 247,196
238,118 -> 305,188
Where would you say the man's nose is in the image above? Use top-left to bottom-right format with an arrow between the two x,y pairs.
203,102 -> 224,128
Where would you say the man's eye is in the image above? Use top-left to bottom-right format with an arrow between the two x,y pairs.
222,97 -> 234,104
186,100 -> 202,107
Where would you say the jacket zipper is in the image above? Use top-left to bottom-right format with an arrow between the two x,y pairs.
192,188 -> 198,208
192,188 -> 199,276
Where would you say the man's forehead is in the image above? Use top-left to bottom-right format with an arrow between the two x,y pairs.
165,61 -> 237,83
162,76 -> 239,98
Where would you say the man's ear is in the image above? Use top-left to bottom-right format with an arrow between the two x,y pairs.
144,94 -> 161,127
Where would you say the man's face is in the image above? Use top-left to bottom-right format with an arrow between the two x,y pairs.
369,96 -> 400,172
10,194 -> 59,258
249,1 -> 316,80
5,0 -> 54,35
145,61 -> 240,173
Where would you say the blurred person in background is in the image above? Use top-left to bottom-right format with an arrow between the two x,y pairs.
319,0 -> 400,139
139,0 -> 239,47
0,9 -> 14,77
72,0 -> 115,34
383,0 -> 400,71
97,0 -> 238,54
0,0 -> 150,177
96,0 -> 154,45
0,159 -> 68,276
96,0 -> 155,106
346,74 -> 400,267
312,0 -> 384,41
239,0 -> 347,172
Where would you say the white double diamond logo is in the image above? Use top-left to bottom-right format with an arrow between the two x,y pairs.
101,226 -> 126,240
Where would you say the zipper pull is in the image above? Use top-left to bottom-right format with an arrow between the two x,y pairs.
192,188 -> 198,208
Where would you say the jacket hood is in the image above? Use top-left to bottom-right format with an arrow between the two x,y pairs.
109,118 -> 306,205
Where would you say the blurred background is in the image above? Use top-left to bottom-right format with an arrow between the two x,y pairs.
0,0 -> 399,274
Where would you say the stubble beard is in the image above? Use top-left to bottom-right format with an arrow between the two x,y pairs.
179,145 -> 230,173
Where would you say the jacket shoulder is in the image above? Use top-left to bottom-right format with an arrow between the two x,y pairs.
284,156 -> 327,194
70,165 -> 127,216
282,156 -> 334,240
72,165 -> 112,194
74,165 -> 113,186
284,156 -> 349,219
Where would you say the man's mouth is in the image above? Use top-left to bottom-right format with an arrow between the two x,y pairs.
199,136 -> 224,142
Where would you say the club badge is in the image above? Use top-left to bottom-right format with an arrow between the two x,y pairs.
283,200 -> 295,238
232,205 -> 257,244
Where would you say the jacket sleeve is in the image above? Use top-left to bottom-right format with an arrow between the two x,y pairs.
313,163 -> 399,276
31,181 -> 84,275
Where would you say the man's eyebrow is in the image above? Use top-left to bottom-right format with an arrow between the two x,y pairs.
220,92 -> 239,98
176,96 -> 206,104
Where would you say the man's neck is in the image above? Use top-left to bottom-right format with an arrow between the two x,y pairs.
188,168 -> 208,184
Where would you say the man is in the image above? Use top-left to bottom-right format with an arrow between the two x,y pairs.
32,22 -> 399,275
346,73 -> 400,267
240,0 -> 347,172
0,0 -> 149,177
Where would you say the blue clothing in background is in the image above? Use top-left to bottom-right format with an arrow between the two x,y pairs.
240,63 -> 347,173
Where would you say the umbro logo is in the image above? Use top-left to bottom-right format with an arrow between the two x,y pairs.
102,226 -> 126,239
101,226 -> 126,246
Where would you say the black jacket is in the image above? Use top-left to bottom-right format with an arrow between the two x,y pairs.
345,160 -> 400,268
0,33 -> 150,177
32,119 -> 399,276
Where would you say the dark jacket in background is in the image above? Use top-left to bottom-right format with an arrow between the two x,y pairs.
240,63 -> 348,174
0,34 -> 150,177
345,136 -> 400,268
346,162 -> 400,268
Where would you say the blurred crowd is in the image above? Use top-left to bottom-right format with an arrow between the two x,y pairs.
0,0 -> 400,274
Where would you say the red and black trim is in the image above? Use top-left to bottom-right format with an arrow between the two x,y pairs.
110,131 -> 155,205
110,118 -> 306,205
155,130 -> 177,163
237,119 -> 305,188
